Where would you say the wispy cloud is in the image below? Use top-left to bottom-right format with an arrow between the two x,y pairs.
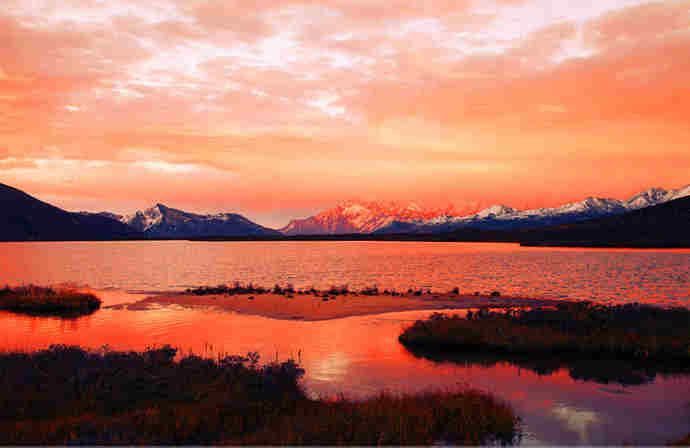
1,0 -> 689,226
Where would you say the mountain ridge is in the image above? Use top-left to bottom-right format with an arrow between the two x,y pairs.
0,182 -> 143,241
280,185 -> 690,236
119,203 -> 281,238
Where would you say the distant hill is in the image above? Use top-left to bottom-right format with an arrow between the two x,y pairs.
516,195 -> 690,247
119,204 -> 281,238
0,183 -> 143,241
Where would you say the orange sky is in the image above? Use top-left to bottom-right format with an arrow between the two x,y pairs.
0,0 -> 689,227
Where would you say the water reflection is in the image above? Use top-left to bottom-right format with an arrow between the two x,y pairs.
402,346 -> 690,387
1,306 -> 690,445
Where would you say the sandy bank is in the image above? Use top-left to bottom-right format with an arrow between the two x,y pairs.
106,291 -> 570,321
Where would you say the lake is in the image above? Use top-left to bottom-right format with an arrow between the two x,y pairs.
1,241 -> 690,444
2,241 -> 689,304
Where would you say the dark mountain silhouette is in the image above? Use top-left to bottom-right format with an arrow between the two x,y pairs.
0,183 -> 143,241
516,195 -> 690,247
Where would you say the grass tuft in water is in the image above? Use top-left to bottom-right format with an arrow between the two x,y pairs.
0,285 -> 101,316
399,302 -> 690,363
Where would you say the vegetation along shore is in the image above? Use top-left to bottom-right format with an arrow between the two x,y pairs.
109,282 -> 569,321
399,301 -> 690,363
0,345 -> 520,445
0,285 -> 101,316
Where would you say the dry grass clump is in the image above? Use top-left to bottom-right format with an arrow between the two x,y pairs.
0,285 -> 101,315
186,281 -> 268,295
0,345 -> 520,445
184,282 -> 422,298
399,302 -> 690,362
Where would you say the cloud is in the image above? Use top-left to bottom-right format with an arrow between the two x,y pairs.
0,157 -> 39,171
0,0 -> 689,223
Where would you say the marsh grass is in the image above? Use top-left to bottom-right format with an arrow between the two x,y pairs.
0,285 -> 101,316
399,302 -> 690,362
0,345 -> 520,445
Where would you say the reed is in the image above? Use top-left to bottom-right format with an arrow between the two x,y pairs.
0,345 -> 520,445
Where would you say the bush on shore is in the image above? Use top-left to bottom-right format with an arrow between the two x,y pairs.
0,345 -> 521,445
0,285 -> 101,315
399,302 -> 690,362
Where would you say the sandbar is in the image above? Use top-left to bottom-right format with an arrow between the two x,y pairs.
107,291 -> 571,321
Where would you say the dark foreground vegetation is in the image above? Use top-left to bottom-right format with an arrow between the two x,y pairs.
399,302 -> 690,363
0,345 -> 520,445
0,285 -> 101,315
668,433 -> 690,445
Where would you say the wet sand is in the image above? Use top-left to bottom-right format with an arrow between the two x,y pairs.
106,291 -> 571,321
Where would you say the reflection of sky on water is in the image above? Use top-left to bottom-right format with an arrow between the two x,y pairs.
1,306 -> 689,445
551,404 -> 601,445
1,241 -> 689,306
310,351 -> 351,383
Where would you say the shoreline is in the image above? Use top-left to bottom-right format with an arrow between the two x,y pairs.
2,237 -> 689,248
106,290 -> 573,321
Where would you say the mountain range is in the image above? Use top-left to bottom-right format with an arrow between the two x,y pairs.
112,204 -> 280,238
279,200 -> 466,235
518,194 -> 690,247
280,186 -> 690,235
1,181 -> 689,244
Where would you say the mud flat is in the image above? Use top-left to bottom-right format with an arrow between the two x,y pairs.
108,289 -> 571,321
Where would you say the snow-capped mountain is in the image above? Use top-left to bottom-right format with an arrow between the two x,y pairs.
281,185 -> 690,235
279,200 -> 470,235
626,187 -> 669,209
120,204 -> 280,238
475,204 -> 517,219
377,185 -> 690,234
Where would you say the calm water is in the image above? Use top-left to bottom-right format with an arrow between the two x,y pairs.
2,241 -> 690,445
1,241 -> 689,304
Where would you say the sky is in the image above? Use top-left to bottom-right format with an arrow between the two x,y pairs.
0,0 -> 689,228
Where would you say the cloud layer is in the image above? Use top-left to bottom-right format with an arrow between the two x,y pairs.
1,0 -> 689,226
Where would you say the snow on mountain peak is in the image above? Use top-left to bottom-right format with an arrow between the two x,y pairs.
280,199 -> 469,234
475,204 -> 517,218
668,184 -> 690,201
121,204 -> 165,232
625,187 -> 669,209
341,203 -> 370,216
555,197 -> 623,214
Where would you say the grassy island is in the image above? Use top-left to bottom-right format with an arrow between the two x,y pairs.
0,285 -> 101,315
0,345 -> 520,445
399,302 -> 690,363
